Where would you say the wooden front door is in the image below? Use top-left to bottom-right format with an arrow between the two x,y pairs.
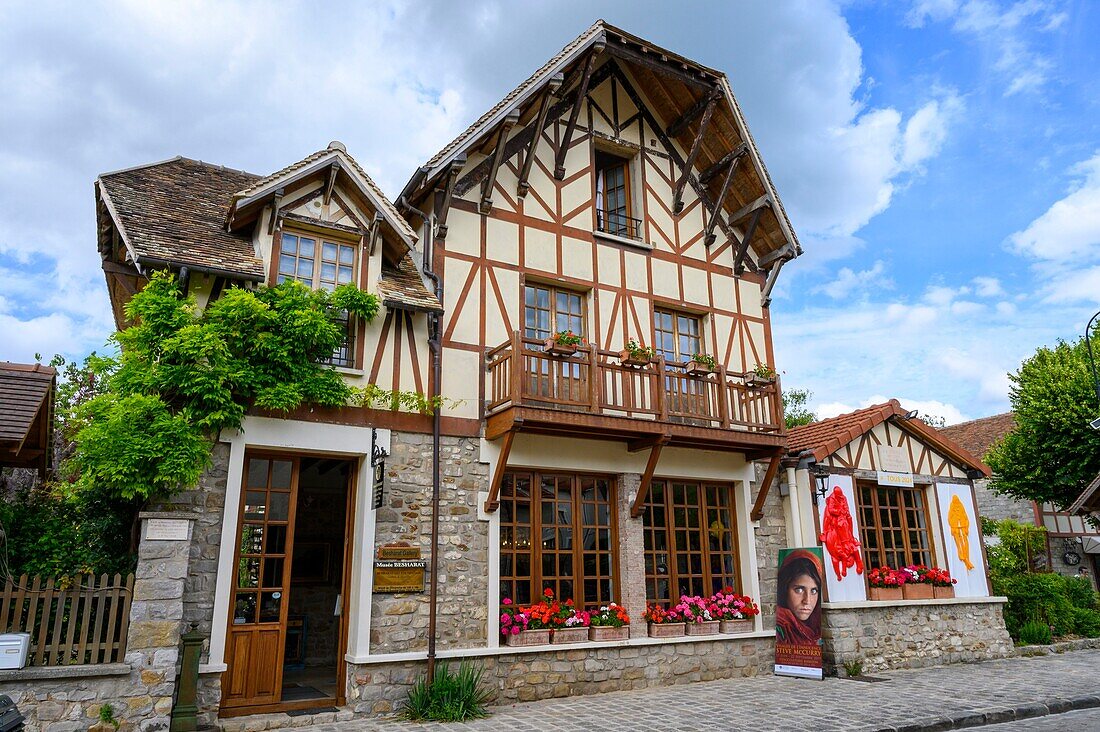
222,455 -> 299,710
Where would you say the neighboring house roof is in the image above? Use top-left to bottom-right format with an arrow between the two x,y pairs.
379,254 -> 443,313
1069,472 -> 1100,515
787,399 -> 990,476
401,19 -> 800,266
0,362 -> 56,476
939,412 -> 1015,461
97,157 -> 266,279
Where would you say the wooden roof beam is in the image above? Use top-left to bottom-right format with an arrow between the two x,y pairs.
606,39 -> 714,90
630,436 -> 669,518
734,207 -> 764,275
479,110 -> 521,215
322,162 -> 339,206
699,143 -> 749,185
672,93 -> 718,214
517,73 -> 564,199
666,88 -> 721,138
728,194 -> 771,227
434,153 -> 466,241
554,43 -> 604,180
750,452 -> 783,522
703,154 -> 743,247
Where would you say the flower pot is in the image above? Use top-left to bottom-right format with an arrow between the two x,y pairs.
933,585 -> 956,599
902,583 -> 934,600
618,350 -> 652,368
648,622 -> 686,638
551,626 -> 589,644
869,586 -> 903,601
719,619 -> 753,634
745,373 -> 776,388
685,361 -> 715,376
543,339 -> 578,357
589,625 -> 630,642
504,628 -> 551,647
685,620 -> 720,636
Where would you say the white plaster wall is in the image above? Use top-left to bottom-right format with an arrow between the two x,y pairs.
815,474 -> 867,603
936,483 -> 990,598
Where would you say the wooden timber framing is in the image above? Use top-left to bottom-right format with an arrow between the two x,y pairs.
703,151 -> 744,247
517,73 -> 564,199
483,427 -> 518,513
734,208 -> 764,275
554,43 -> 605,180
728,194 -> 771,227
750,452 -> 783,522
433,153 -> 466,241
630,435 -> 669,518
480,110 -> 521,214
671,91 -> 719,214
322,162 -> 339,206
266,188 -> 284,235
666,87 -> 720,138
698,143 -> 748,185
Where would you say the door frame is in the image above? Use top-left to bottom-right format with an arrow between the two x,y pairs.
220,450 -> 359,717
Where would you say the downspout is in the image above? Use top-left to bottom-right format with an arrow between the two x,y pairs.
422,216 -> 444,683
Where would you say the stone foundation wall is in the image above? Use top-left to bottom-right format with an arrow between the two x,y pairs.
822,599 -> 1013,673
347,636 -> 775,715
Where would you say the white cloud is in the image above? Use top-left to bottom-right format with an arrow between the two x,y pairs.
817,395 -> 970,425
814,260 -> 893,300
972,276 -> 1005,297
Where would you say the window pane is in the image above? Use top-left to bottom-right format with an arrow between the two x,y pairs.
299,237 -> 315,257
339,245 -> 355,265
322,242 -> 337,262
281,234 -> 298,254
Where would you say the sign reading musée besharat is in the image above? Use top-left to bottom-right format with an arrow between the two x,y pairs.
372,544 -> 426,593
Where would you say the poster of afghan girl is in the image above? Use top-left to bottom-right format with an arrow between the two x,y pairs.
774,547 -> 825,679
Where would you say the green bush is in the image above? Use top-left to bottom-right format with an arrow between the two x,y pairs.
1072,607 -> 1100,638
1062,575 -> 1098,610
403,661 -> 493,722
995,572 -> 1076,638
1018,620 -> 1052,646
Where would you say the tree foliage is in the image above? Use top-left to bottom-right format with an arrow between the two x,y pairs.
782,388 -> 815,430
986,335 -> 1100,507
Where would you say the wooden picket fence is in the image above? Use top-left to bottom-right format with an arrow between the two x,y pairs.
0,573 -> 134,666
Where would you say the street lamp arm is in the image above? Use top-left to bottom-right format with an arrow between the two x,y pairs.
1087,310 -> 1100,407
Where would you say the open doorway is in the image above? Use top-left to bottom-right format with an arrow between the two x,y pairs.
282,456 -> 354,705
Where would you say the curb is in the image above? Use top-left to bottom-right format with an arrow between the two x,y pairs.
871,694 -> 1100,731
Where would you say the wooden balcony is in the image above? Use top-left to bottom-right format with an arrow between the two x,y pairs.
484,333 -> 786,454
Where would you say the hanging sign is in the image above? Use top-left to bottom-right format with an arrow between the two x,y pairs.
774,546 -> 825,680
372,461 -> 385,509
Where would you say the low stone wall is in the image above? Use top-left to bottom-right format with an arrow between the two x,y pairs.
821,598 -> 1013,673
346,635 -> 775,715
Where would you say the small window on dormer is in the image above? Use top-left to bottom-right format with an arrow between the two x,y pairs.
595,150 -> 640,241
278,232 -> 356,291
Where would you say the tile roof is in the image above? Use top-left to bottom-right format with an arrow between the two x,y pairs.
787,399 -> 989,475
0,362 -> 55,474
1069,472 -> 1100,515
98,157 -> 265,279
378,254 -> 442,313
939,412 -> 1016,460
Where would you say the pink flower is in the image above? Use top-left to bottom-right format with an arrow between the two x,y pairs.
502,598 -> 512,606
511,626 -> 520,635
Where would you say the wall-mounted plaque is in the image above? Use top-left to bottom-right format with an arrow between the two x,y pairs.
373,544 -> 426,593
145,518 -> 190,541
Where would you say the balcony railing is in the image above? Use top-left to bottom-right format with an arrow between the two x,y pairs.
486,333 -> 783,435
596,207 -> 643,242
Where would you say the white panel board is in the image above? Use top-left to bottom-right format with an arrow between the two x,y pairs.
815,474 -> 867,602
936,483 -> 989,598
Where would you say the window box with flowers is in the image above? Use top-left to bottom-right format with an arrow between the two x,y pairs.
588,602 -> 630,642
643,603 -> 685,638
500,597 -> 550,646
929,567 -> 957,599
544,330 -> 584,357
900,565 -> 934,600
712,587 -> 760,634
745,363 -> 776,388
676,595 -> 720,636
549,592 -> 591,644
619,339 -> 656,368
685,353 -> 717,376
867,567 -> 905,601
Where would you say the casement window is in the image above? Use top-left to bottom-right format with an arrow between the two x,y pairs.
498,471 -> 617,610
653,309 -> 703,365
857,482 -> 934,570
523,284 -> 585,340
278,231 -> 358,368
595,149 -> 641,241
642,480 -> 740,603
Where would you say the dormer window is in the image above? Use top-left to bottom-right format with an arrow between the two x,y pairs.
595,149 -> 641,241
277,232 -> 356,291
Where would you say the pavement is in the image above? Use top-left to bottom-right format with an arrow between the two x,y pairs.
302,648 -> 1100,732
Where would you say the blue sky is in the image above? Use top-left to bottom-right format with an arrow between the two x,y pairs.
1,0 -> 1097,425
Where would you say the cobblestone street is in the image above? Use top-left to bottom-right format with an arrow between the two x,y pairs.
308,649 -> 1100,732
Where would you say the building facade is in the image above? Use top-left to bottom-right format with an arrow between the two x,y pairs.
89,22 -> 804,721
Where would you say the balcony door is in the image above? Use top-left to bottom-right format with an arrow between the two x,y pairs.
654,309 -> 711,419
524,284 -> 587,404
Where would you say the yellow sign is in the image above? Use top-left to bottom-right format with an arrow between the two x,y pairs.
373,545 -> 425,593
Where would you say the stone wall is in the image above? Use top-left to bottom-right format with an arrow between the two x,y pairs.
369,433 -> 489,653
347,636 -> 775,714
821,599 -> 1014,673
973,477 -> 1037,526
755,465 -> 789,631
0,514 -> 195,732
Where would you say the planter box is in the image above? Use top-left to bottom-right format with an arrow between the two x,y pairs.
543,339 -> 578,357
745,374 -> 776,388
933,585 -> 956,599
685,620 -> 720,636
589,625 -> 630,642
685,361 -> 715,376
551,626 -> 589,644
648,622 -> 686,639
504,628 -> 551,647
719,619 -> 754,635
869,586 -> 903,602
903,583 -> 934,600
618,350 -> 652,368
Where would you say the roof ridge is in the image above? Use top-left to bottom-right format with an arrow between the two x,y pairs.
99,156 -> 261,181
940,412 -> 1014,430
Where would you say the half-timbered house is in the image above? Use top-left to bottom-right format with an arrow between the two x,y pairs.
92,20 -> 810,722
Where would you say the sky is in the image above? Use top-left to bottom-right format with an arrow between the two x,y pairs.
1,0 -> 1098,425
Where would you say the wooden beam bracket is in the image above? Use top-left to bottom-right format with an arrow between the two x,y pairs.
434,153 -> 466,240
267,188 -> 285,235
749,452 -> 784,522
630,435 -> 669,518
480,111 -> 521,215
322,162 -> 339,206
734,207 -> 764,275
703,153 -> 743,247
666,87 -> 722,138
517,73 -> 564,199
672,94 -> 718,214
484,427 -> 519,513
554,43 -> 604,180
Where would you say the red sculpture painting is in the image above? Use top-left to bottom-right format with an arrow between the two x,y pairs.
820,486 -> 864,582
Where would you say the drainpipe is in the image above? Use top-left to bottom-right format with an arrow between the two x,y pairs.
422,218 -> 444,683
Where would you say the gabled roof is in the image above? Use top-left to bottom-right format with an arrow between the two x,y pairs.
787,399 -> 990,476
1069,472 -> 1100,515
97,158 -> 265,279
939,412 -> 1015,460
228,143 -> 418,250
0,362 -> 56,476
401,20 -> 800,266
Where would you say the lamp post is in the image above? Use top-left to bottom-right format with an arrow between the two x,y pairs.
1087,310 -> 1100,406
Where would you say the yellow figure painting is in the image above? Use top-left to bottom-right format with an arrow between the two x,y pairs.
948,495 -> 975,571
